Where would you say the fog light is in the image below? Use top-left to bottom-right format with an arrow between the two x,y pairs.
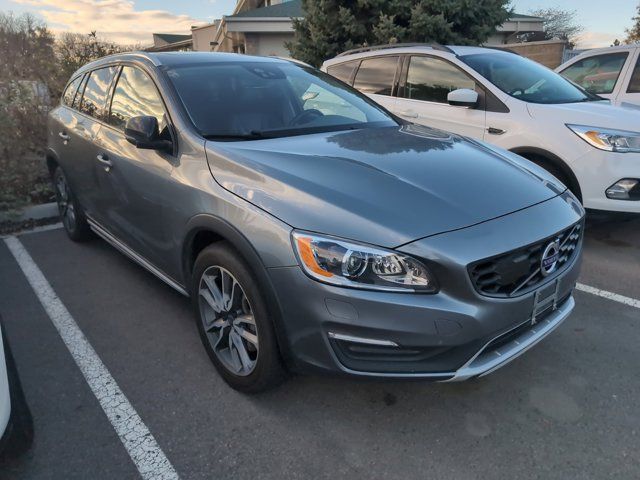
606,179 -> 640,200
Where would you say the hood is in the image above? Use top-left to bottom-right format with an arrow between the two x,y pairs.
527,101 -> 640,131
205,125 -> 564,247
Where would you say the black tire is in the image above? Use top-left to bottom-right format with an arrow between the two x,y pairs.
191,242 -> 286,393
52,166 -> 92,242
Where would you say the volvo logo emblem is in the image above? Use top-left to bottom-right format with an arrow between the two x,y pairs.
540,240 -> 560,277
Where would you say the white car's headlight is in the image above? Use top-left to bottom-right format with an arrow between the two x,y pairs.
292,231 -> 438,293
567,124 -> 640,153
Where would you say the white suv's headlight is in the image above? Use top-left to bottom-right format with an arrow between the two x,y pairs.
292,231 -> 438,293
567,124 -> 640,153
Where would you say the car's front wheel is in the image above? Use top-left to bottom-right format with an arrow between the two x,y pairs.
191,243 -> 286,393
52,166 -> 92,242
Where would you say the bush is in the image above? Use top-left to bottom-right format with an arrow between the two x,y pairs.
0,82 -> 53,211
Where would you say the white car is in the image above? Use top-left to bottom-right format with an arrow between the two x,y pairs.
557,45 -> 640,109
0,320 -> 32,458
322,45 -> 640,213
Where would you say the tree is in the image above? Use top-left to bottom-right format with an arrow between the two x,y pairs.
529,8 -> 583,47
287,0 -> 512,67
53,31 -> 135,97
625,3 -> 640,44
0,12 -> 56,84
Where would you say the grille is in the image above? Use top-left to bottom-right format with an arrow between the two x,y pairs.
469,222 -> 582,298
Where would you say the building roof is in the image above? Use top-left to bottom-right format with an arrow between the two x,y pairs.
509,13 -> 543,21
153,33 -> 192,44
227,0 -> 303,19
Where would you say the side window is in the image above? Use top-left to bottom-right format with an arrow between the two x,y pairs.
62,76 -> 83,107
627,56 -> 640,93
560,53 -> 629,94
79,67 -> 118,120
403,56 -> 476,104
353,56 -> 399,96
326,61 -> 359,85
72,75 -> 88,109
109,66 -> 166,130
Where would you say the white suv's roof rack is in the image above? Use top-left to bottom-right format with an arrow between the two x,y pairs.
336,43 -> 455,57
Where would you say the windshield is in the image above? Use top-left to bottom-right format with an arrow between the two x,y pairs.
460,53 -> 598,104
165,61 -> 398,139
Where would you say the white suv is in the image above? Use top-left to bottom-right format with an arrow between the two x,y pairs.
322,44 -> 640,213
557,45 -> 640,109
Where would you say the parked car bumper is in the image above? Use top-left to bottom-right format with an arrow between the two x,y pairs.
0,325 -> 10,442
575,149 -> 640,213
268,193 -> 584,379
0,319 -> 33,458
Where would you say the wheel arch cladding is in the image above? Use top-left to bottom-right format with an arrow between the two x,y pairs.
181,214 -> 293,363
510,147 -> 582,201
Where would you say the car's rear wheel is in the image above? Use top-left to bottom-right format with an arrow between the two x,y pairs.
52,166 -> 92,242
191,243 -> 285,393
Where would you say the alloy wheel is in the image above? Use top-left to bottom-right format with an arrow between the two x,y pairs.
198,266 -> 259,376
55,172 -> 76,232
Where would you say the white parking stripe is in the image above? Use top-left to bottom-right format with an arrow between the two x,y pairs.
576,283 -> 640,309
4,236 -> 179,480
0,222 -> 62,240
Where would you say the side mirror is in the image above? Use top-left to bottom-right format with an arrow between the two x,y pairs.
124,116 -> 172,151
447,88 -> 479,108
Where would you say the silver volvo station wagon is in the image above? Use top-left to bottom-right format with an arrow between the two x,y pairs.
47,52 -> 584,392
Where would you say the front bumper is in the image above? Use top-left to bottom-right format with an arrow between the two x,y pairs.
268,193 -> 584,380
573,149 -> 640,213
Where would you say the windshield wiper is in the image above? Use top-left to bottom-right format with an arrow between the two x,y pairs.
203,132 -> 266,141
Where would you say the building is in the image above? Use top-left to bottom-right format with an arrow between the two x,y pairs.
149,1 -> 544,57
147,33 -> 193,52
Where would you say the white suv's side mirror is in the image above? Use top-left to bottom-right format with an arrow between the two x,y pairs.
447,88 -> 478,108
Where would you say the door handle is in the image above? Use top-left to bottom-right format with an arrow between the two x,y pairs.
399,110 -> 418,118
96,154 -> 113,171
58,132 -> 70,141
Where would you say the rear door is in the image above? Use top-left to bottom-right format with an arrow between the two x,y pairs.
394,55 -> 486,139
351,55 -> 400,112
93,65 -> 176,271
49,73 -> 84,180
56,66 -> 119,216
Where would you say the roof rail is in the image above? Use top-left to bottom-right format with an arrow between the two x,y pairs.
336,43 -> 455,57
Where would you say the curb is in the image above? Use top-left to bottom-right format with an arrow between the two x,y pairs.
0,203 -> 58,223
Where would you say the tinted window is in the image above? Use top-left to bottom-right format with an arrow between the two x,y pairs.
404,56 -> 476,103
627,56 -> 640,93
62,76 -> 83,107
165,61 -> 396,139
109,66 -> 166,130
353,56 -> 399,96
327,61 -> 359,84
462,53 -> 596,104
79,67 -> 118,120
561,52 -> 629,94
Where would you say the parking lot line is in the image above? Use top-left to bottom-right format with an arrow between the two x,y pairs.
3,236 -> 180,480
576,283 -> 640,310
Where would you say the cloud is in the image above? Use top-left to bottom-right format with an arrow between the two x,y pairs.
575,31 -> 623,49
12,0 -> 206,45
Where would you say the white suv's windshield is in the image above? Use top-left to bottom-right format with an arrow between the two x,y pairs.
461,52 -> 599,104
165,61 -> 397,140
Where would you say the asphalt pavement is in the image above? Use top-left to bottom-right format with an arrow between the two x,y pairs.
0,213 -> 638,480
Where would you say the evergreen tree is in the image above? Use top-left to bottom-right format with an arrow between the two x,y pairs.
288,0 -> 511,66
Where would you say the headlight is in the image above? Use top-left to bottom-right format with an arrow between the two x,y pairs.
567,124 -> 640,153
292,231 -> 438,293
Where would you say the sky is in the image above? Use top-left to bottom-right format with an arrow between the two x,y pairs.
0,0 -> 635,48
